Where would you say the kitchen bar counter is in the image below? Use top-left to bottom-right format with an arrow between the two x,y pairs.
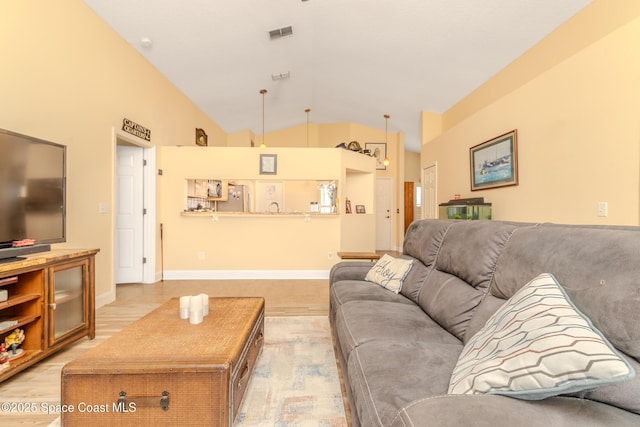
181,211 -> 339,218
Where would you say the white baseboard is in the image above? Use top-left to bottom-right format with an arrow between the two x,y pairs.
162,270 -> 330,280
95,289 -> 116,309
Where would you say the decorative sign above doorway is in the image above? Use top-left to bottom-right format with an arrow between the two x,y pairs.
122,118 -> 151,141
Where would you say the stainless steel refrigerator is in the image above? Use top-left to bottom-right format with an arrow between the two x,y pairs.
216,184 -> 249,212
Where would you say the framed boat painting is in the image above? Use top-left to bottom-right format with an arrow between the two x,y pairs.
470,130 -> 518,191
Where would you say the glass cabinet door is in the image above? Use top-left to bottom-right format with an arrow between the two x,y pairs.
49,260 -> 88,346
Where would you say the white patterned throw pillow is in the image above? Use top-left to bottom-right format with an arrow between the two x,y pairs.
365,254 -> 413,294
448,273 -> 635,400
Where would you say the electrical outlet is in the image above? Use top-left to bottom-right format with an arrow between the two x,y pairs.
597,202 -> 608,217
197,251 -> 205,260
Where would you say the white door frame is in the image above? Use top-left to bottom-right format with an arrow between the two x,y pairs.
422,162 -> 438,219
375,177 -> 393,250
113,129 -> 156,286
115,145 -> 144,284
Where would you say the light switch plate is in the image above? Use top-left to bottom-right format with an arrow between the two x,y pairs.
597,202 -> 608,217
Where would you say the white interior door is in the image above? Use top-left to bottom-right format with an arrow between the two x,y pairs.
375,177 -> 393,250
116,145 -> 144,284
423,164 -> 437,219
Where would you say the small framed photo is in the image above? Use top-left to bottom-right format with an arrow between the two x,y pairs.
470,130 -> 518,191
195,128 -> 208,146
345,199 -> 352,214
365,142 -> 387,170
260,154 -> 277,175
207,179 -> 228,201
355,205 -> 366,214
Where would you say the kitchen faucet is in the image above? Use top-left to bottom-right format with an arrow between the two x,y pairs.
269,202 -> 280,213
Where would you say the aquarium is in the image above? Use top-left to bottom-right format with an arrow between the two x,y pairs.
439,197 -> 492,220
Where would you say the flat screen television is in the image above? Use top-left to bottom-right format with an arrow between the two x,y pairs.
0,128 -> 66,259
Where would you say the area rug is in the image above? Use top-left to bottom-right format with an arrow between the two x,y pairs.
47,316 -> 346,427
236,316 -> 347,426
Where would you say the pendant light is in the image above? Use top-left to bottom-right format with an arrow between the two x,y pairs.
305,108 -> 311,147
383,114 -> 391,166
259,89 -> 267,148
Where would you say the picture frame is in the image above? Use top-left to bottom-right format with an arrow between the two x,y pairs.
470,130 -> 518,191
206,179 -> 228,201
355,204 -> 366,214
195,128 -> 208,146
345,198 -> 352,214
365,142 -> 387,170
259,154 -> 277,175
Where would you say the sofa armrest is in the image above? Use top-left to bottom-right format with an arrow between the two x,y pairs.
390,394 -> 640,427
329,261 -> 374,285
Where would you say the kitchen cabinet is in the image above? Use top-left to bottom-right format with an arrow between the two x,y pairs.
187,179 -> 208,198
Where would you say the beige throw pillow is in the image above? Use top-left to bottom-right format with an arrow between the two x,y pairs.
365,254 -> 413,294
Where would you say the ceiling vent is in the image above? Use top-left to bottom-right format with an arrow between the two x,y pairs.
269,26 -> 293,40
271,71 -> 291,81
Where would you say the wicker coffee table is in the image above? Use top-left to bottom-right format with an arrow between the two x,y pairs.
61,297 -> 265,426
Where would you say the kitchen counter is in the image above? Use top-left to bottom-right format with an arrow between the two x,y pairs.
181,211 -> 339,218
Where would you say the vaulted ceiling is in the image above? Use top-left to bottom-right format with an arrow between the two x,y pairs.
83,0 -> 592,152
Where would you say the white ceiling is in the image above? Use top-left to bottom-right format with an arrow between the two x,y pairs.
82,0 -> 592,152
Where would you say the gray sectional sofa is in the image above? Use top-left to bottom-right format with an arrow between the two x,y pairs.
329,219 -> 640,426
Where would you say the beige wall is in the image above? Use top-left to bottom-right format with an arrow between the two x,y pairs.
159,147 -> 376,274
404,152 -> 421,182
250,121 -> 406,249
422,1 -> 640,225
1,0 -> 225,301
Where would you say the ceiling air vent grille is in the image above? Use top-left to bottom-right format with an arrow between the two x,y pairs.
269,26 -> 293,40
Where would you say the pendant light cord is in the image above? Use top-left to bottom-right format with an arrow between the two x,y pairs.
260,89 -> 267,148
305,108 -> 311,147
384,114 -> 390,166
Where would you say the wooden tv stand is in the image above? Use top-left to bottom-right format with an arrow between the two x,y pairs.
0,248 -> 99,382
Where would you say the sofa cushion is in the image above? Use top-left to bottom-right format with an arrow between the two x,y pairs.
365,254 -> 414,294
331,280 -> 415,307
417,269 -> 486,341
329,261 -> 374,284
398,256 -> 430,303
434,221 -> 522,290
330,280 -> 414,324
568,353 -> 640,415
403,219 -> 454,268
491,224 -> 640,360
448,273 -> 635,400
334,300 -> 460,364
414,221 -> 523,341
391,395 -> 640,427
348,340 -> 463,427
463,294 -> 506,343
